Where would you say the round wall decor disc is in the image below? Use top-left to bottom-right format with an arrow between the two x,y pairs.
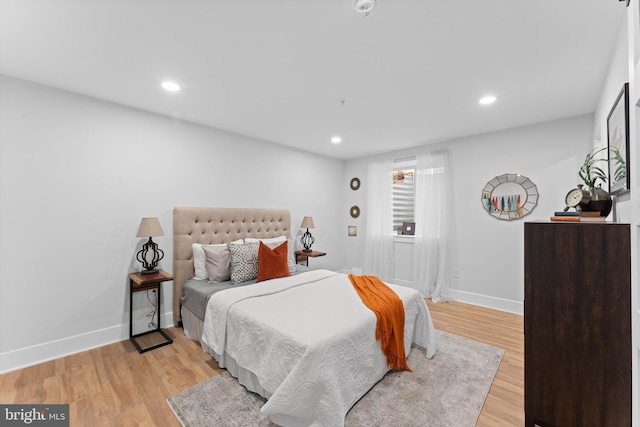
350,177 -> 361,191
350,205 -> 360,218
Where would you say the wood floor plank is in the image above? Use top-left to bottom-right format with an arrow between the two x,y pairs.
0,300 -> 524,426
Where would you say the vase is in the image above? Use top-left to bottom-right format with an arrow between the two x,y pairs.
582,185 -> 612,217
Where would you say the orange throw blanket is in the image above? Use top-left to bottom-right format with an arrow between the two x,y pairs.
348,274 -> 411,371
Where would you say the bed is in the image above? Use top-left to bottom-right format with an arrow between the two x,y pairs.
172,207 -> 439,427
173,206 -> 302,334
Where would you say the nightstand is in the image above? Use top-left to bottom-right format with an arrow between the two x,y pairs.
295,250 -> 326,266
129,269 -> 174,353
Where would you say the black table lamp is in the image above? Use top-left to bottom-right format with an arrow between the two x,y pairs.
300,216 -> 315,252
136,217 -> 165,274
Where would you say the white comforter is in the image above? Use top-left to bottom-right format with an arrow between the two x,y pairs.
201,269 -> 439,427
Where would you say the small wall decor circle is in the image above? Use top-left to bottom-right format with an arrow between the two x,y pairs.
481,173 -> 539,221
350,205 -> 360,218
350,177 -> 361,191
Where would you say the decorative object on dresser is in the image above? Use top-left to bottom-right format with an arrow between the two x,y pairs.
550,211 -> 609,222
562,185 -> 590,212
300,216 -> 315,252
524,222 -> 631,427
129,269 -> 174,353
135,217 -> 165,274
577,147 -> 612,217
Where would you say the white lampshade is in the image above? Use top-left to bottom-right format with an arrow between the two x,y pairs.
136,217 -> 164,237
300,216 -> 315,229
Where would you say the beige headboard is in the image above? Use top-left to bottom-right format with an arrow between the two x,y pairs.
172,207 -> 292,324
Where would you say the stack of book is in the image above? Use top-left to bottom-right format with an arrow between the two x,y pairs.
550,211 -> 607,222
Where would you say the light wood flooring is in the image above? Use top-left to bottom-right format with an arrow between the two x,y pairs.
0,301 -> 524,426
426,301 -> 524,426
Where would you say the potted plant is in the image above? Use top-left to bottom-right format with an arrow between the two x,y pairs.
610,145 -> 627,190
578,147 -> 607,189
578,147 -> 612,216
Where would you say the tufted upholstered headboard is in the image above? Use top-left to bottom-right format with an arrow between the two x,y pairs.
172,207 -> 291,324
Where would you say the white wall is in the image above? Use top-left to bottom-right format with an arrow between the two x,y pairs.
0,73 -> 605,373
594,7 -> 637,422
344,114 -> 594,313
593,21 -> 631,222
0,75 -> 346,373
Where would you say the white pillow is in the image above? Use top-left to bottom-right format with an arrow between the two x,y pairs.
192,240 -> 243,280
286,238 -> 296,268
244,235 -> 287,244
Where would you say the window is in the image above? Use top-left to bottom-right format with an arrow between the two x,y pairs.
392,158 -> 415,233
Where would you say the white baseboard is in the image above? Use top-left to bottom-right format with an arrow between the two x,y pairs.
392,278 -> 523,315
393,278 -> 415,288
449,289 -> 523,315
0,289 -> 521,375
0,312 -> 174,374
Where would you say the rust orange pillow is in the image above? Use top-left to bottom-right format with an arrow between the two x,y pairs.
257,240 -> 291,282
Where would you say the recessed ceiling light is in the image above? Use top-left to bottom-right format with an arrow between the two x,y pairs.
353,0 -> 377,17
331,136 -> 342,144
161,81 -> 181,92
479,95 -> 496,105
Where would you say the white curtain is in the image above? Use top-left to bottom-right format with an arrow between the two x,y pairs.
363,159 -> 395,282
413,150 -> 456,302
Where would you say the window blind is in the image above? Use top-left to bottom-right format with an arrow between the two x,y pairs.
392,167 -> 415,232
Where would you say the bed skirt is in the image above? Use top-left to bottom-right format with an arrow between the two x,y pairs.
181,306 -> 273,399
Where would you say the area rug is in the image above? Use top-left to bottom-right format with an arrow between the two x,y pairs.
167,332 -> 504,427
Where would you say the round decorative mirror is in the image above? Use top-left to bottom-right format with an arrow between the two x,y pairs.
350,205 -> 360,218
481,173 -> 538,220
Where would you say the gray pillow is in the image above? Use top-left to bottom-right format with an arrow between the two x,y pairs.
202,244 -> 232,282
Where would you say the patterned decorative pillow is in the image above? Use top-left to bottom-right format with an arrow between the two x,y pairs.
257,241 -> 291,282
228,242 -> 260,284
229,241 -> 286,284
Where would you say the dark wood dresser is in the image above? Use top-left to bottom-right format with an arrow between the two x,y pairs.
524,221 -> 631,427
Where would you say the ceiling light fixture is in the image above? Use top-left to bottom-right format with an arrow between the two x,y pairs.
353,0 -> 377,17
331,136 -> 342,144
479,95 -> 496,105
161,81 -> 181,92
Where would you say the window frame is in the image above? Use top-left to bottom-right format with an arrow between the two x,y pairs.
392,157 -> 416,235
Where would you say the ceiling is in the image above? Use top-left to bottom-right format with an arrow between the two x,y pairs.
0,0 -> 626,160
